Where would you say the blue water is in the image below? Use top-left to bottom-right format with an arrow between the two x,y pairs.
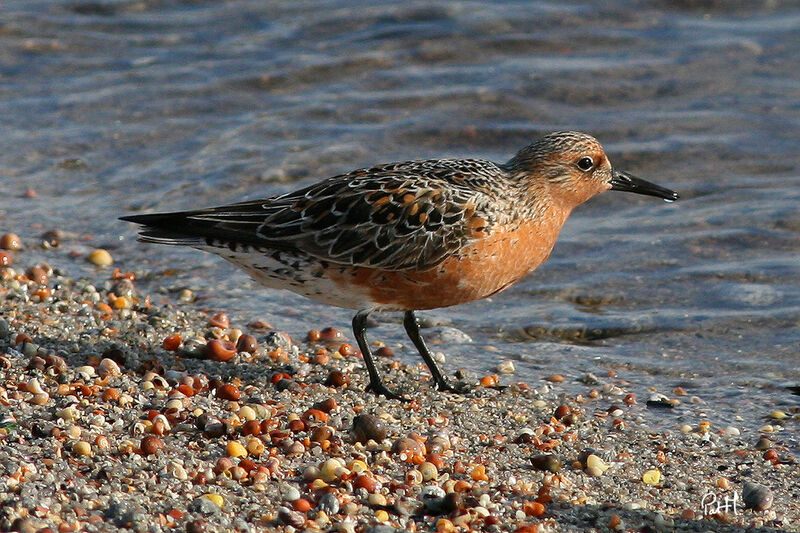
1,0 -> 798,436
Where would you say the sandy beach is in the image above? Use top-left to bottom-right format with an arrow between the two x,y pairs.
0,237 -> 797,532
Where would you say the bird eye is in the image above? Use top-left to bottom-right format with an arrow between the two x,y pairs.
577,156 -> 594,171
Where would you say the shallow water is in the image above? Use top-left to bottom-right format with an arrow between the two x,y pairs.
2,1 -> 799,437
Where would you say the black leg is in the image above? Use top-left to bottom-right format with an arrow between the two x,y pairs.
352,310 -> 406,401
403,310 -> 461,393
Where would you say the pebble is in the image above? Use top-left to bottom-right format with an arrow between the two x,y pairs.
226,441 -> 247,458
585,454 -> 609,475
87,248 -> 113,266
420,485 -> 447,513
743,482 -> 773,511
141,435 -> 164,455
317,492 -> 340,514
191,495 -> 223,514
351,414 -> 387,443
280,483 -> 301,502
530,454 -> 562,473
496,360 -> 515,374
642,469 -> 661,486
755,437 -> 773,450
1,233 -> 22,250
72,441 -> 92,456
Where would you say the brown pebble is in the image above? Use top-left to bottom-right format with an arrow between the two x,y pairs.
141,435 -> 164,455
307,329 -> 321,342
755,437 -> 772,451
236,334 -> 258,354
205,339 -> 236,362
338,343 -> 355,356
545,374 -> 564,383
530,454 -> 562,472
315,398 -> 338,413
554,404 -> 571,420
743,482 -> 773,511
208,312 -> 230,329
247,319 -> 272,330
302,409 -> 328,423
376,346 -> 395,357
26,266 -> 48,285
0,233 -> 22,251
242,420 -> 261,436
311,426 -> 334,443
391,436 -> 423,456
214,457 -> 234,474
216,384 -> 241,401
319,327 -> 346,342
325,370 -> 349,388
352,474 -> 378,493
186,519 -> 207,533
351,414 -> 387,443
0,251 -> 12,266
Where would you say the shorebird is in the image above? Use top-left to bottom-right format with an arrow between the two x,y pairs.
121,131 -> 678,399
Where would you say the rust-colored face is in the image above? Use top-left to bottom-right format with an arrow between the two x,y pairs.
508,131 -> 615,208
508,131 -> 678,207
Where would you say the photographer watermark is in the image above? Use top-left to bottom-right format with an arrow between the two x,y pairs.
701,491 -> 739,515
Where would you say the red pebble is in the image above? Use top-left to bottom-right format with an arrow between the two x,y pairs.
163,333 -> 182,351
216,384 -> 241,401
205,339 -> 236,362
208,312 -> 230,329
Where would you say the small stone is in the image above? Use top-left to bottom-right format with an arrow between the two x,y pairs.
419,461 -> 439,481
722,426 -> 740,436
679,424 -> 693,434
236,334 -> 258,354
420,485 -> 447,513
141,435 -> 164,455
642,469 -> 661,486
278,506 -> 305,527
1,233 -> 22,251
743,482 -> 773,511
205,339 -> 236,362
317,492 -> 340,514
530,454 -> 562,473
190,495 -> 223,514
351,414 -> 387,443
226,441 -> 247,458
208,312 -> 230,329
280,483 -> 301,502
216,383 -> 241,400
585,454 -> 609,474
755,437 -> 772,450
496,360 -> 515,374
72,441 -> 92,456
769,410 -> 788,420
87,249 -> 113,266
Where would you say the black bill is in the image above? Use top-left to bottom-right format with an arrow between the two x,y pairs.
610,170 -> 679,202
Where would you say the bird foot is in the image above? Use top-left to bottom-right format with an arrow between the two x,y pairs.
365,381 -> 409,402
434,379 -> 471,395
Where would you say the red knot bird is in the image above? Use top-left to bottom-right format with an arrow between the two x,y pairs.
121,131 -> 678,400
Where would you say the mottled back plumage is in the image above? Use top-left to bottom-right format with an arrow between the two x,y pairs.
128,157 -> 518,271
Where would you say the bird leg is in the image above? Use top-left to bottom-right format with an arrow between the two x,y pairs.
352,310 -> 407,401
403,310 -> 463,393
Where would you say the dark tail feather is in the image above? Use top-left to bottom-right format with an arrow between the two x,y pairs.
120,212 -> 208,247
120,210 -> 286,251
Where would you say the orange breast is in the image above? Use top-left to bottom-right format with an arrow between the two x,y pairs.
330,207 -> 570,311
